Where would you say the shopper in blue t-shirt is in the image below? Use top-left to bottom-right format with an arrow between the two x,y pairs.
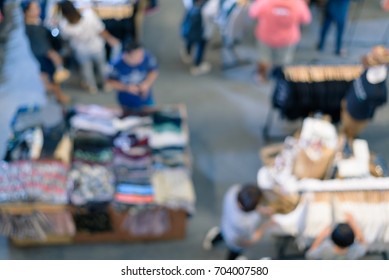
107,39 -> 159,112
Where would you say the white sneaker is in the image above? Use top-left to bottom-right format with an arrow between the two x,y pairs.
190,62 -> 211,76
203,226 -> 220,251
180,48 -> 192,65
236,255 -> 248,260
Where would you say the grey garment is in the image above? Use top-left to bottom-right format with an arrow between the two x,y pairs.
222,5 -> 251,45
257,40 -> 296,66
0,1 -> 46,159
221,185 -> 262,252
76,50 -> 106,90
306,239 -> 368,260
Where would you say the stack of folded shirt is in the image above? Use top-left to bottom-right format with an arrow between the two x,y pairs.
115,183 -> 154,204
68,163 -> 115,205
70,114 -> 117,136
153,148 -> 187,168
0,160 -> 69,204
69,120 -> 116,205
150,109 -> 189,168
151,168 -> 196,214
113,132 -> 154,205
72,131 -> 113,166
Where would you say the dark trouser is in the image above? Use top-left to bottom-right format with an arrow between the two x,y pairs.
318,2 -> 349,54
186,39 -> 207,66
318,14 -> 346,54
211,232 -> 243,260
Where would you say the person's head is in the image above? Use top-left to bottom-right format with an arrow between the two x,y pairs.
362,45 -> 389,68
237,184 -> 263,212
58,0 -> 81,24
122,38 -> 144,65
331,223 -> 355,249
22,1 -> 41,19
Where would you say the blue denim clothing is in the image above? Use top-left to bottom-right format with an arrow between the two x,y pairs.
327,0 -> 350,22
318,0 -> 350,54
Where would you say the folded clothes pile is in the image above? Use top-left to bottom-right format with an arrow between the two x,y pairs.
72,130 -> 113,165
67,105 -> 195,213
68,111 -> 116,206
68,163 -> 115,206
0,160 -> 69,204
74,210 -> 112,233
113,131 -> 154,205
115,183 -> 154,204
151,168 -> 195,214
150,110 -> 188,150
150,109 -> 189,169
5,103 -> 66,162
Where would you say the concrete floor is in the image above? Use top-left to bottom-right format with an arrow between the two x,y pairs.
1,1 -> 389,259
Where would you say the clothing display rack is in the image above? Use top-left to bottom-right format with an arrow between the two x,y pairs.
259,130 -> 389,259
263,65 -> 363,141
273,188 -> 389,260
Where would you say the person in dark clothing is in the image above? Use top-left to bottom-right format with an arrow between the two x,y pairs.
341,46 -> 389,139
317,0 -> 350,56
22,0 -> 70,104
181,0 -> 211,76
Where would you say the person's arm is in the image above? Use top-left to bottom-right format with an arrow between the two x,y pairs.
345,213 -> 365,244
100,29 -> 120,48
236,219 -> 275,247
107,79 -> 140,95
299,0 -> 312,25
138,70 -> 159,97
138,52 -> 159,97
248,0 -> 265,19
308,226 -> 332,251
305,226 -> 332,259
107,66 -> 140,95
88,9 -> 120,47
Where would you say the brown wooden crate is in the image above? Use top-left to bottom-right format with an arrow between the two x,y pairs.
73,207 -> 187,243
11,235 -> 73,247
0,203 -> 68,215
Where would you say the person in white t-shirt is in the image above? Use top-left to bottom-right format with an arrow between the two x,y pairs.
58,0 -> 119,94
203,184 -> 274,259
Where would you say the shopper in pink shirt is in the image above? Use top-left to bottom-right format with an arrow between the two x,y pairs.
249,0 -> 311,81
